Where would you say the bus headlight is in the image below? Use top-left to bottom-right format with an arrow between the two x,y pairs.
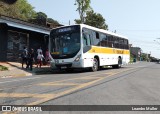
74,54 -> 81,62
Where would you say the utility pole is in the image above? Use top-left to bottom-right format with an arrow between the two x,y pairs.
69,20 -> 70,25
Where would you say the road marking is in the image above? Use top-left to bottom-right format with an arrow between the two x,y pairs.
79,77 -> 101,79
39,76 -> 101,86
40,82 -> 80,86
0,93 -> 55,98
38,73 -> 110,86
104,67 -> 137,75
0,77 -> 41,84
38,68 -> 134,86
104,72 -> 118,75
28,68 -> 137,105
28,77 -> 104,105
0,84 -> 35,91
1,67 -> 137,114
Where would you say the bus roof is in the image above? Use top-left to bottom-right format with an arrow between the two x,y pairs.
80,24 -> 128,40
51,24 -> 128,40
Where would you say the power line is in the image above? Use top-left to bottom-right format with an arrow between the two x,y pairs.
117,29 -> 160,32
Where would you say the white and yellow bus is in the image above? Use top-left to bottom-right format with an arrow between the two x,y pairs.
49,24 -> 130,71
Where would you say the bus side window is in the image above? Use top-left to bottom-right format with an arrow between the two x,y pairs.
124,39 -> 129,49
83,34 -> 87,47
126,40 -> 129,49
114,37 -> 119,48
100,33 -> 108,47
82,30 -> 91,47
108,35 -> 113,48
92,31 -> 100,46
96,32 -> 99,39
119,38 -> 124,49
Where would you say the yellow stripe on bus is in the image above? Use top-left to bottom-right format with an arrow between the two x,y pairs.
88,46 -> 130,55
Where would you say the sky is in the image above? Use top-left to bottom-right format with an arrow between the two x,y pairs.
27,0 -> 160,58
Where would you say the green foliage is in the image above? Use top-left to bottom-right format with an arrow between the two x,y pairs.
75,10 -> 108,30
30,12 -> 47,26
29,12 -> 60,27
141,53 -> 148,61
0,65 -> 8,71
36,12 -> 47,19
0,0 -> 60,27
75,0 -> 91,23
130,53 -> 134,63
74,0 -> 108,30
74,19 -> 82,24
0,0 -> 36,21
0,1 -> 8,15
17,0 -> 36,20
47,18 -> 59,25
85,10 -> 108,30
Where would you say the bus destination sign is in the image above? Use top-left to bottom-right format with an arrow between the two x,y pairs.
57,27 -> 73,33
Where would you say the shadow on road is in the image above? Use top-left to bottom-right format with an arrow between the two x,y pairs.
34,66 -> 127,75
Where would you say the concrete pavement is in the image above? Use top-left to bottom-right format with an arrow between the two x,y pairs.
0,62 -> 51,78
0,61 -> 160,114
0,61 -> 138,78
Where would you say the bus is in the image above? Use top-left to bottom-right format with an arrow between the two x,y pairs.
49,24 -> 130,72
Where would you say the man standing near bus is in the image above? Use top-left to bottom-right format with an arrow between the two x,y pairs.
21,46 -> 28,68
26,48 -> 35,71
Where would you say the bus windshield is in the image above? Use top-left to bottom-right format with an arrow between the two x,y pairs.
50,26 -> 80,59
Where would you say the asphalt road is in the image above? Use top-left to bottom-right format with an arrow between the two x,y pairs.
0,61 -> 160,114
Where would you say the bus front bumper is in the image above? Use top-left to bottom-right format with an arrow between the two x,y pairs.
50,59 -> 83,69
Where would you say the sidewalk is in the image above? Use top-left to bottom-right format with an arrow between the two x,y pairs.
0,62 -> 51,78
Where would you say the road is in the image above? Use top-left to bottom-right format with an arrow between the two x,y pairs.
0,62 -> 160,114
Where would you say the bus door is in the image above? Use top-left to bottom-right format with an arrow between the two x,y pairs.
82,28 -> 92,53
82,28 -> 93,67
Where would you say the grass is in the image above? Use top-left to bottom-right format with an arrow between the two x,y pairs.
130,54 -> 134,63
0,65 -> 8,71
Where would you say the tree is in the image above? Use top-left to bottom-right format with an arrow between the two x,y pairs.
17,0 -> 36,20
74,19 -> 82,24
75,10 -> 108,30
0,0 -> 60,27
74,0 -> 91,23
30,12 -> 47,26
47,18 -> 59,25
141,53 -> 148,61
0,0 -> 36,21
85,10 -> 108,30
0,1 -> 8,15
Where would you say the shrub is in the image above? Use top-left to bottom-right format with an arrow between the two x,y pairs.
0,65 -> 8,71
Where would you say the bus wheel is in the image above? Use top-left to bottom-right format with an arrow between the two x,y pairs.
118,57 -> 122,68
91,58 -> 99,72
112,58 -> 122,69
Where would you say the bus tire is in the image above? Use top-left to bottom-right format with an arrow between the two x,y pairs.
118,57 -> 122,68
91,58 -> 99,72
112,57 -> 122,69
